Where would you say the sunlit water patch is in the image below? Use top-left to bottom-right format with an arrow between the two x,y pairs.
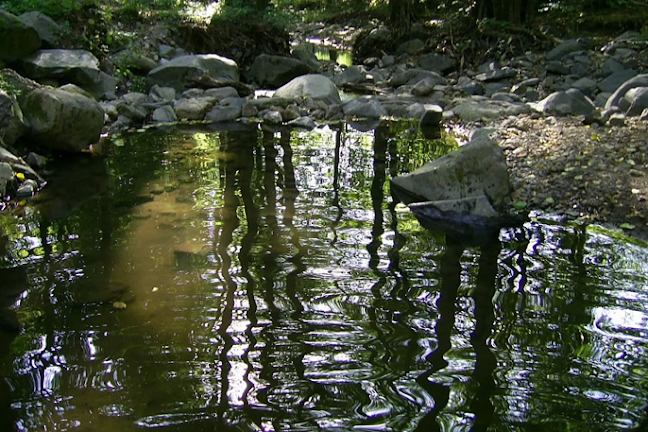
0,122 -> 647,432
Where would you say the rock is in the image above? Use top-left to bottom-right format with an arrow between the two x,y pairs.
419,104 -> 443,127
391,134 -> 511,220
0,89 -> 27,145
605,74 -> 648,109
151,105 -> 177,122
475,67 -> 517,82
380,55 -> 395,67
286,116 -> 316,130
149,84 -> 176,102
21,49 -> 117,99
397,38 -> 424,56
608,112 -> 626,126
456,76 -> 484,95
601,58 -> 624,77
113,49 -> 158,73
205,106 -> 242,122
25,152 -> 46,168
452,98 -> 531,121
16,179 -> 38,198
147,54 -> 239,92
411,77 -> 442,97
204,86 -> 239,100
21,87 -> 104,152
117,102 -> 148,122
570,77 -> 598,96
640,108 -> 648,121
622,87 -> 648,116
241,103 -> 258,117
332,65 -> 366,86
261,110 -> 283,124
546,60 -> 570,75
0,161 -> 13,197
0,10 -> 41,61
18,11 -> 62,48
274,74 -> 341,105
530,88 -> 596,116
388,69 -> 446,87
173,98 -> 213,120
342,96 -> 387,119
247,54 -> 311,88
598,69 -> 637,94
547,39 -> 592,61
417,52 -> 456,73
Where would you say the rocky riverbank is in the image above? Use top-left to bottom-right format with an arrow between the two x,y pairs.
1,8 -> 648,235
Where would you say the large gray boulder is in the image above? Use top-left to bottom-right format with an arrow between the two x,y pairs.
605,74 -> 648,109
21,88 -> 104,152
391,134 -> 512,221
21,49 -> 117,99
530,88 -> 596,116
274,74 -> 341,104
247,54 -> 311,88
452,98 -> 531,121
18,11 -> 62,48
0,10 -> 41,61
147,54 -> 239,91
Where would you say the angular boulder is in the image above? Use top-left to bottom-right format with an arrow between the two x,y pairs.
530,88 -> 596,116
274,74 -> 341,105
18,11 -> 62,48
391,134 -> 512,221
0,10 -> 41,62
21,88 -> 104,152
147,54 -> 239,92
21,49 -> 117,99
247,54 -> 311,88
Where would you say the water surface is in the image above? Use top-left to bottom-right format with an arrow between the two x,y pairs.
1,122 -> 647,432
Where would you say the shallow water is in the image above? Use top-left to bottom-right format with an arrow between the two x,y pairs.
1,122 -> 647,432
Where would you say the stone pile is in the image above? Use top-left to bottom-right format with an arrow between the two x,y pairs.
1,8 -> 648,207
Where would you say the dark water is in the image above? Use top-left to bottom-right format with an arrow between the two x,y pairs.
1,122 -> 648,432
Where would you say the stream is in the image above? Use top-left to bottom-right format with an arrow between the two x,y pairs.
0,121 -> 647,432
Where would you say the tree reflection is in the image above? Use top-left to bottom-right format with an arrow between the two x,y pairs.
412,227 -> 501,432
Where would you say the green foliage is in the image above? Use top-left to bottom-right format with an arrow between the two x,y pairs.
0,0 -> 94,19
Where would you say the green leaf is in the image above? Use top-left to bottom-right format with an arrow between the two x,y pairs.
620,222 -> 635,230
544,196 -> 555,205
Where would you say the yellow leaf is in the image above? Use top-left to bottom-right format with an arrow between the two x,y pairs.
590,134 -> 600,142
15,172 -> 25,181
